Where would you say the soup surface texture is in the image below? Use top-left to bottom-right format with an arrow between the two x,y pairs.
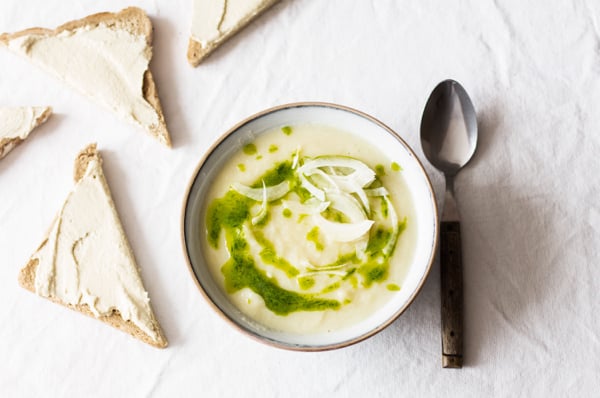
201,124 -> 417,333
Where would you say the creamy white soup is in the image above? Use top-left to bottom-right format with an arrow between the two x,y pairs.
201,124 -> 417,334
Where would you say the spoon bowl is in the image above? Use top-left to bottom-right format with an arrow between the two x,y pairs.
421,81 -> 478,174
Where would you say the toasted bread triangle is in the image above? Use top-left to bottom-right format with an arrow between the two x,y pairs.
0,8 -> 171,147
188,0 -> 280,66
19,144 -> 167,348
0,106 -> 52,160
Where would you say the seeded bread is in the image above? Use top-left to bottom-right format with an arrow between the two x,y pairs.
0,8 -> 171,147
19,144 -> 168,348
187,0 -> 280,66
0,106 -> 52,160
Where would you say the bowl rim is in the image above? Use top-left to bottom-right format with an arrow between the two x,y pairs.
180,101 -> 439,351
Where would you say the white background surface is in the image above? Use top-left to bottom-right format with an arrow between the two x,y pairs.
1,0 -> 599,396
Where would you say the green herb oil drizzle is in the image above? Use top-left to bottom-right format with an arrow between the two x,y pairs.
205,151 -> 407,316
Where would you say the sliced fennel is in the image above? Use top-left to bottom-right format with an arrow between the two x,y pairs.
299,173 -> 326,201
251,180 -> 268,225
304,198 -> 331,214
365,187 -> 389,197
299,157 -> 375,189
327,192 -> 367,222
382,196 -> 400,256
223,150 -> 404,292
291,146 -> 301,169
298,270 -> 348,277
314,216 -> 374,242
231,180 -> 290,202
307,262 -> 352,272
297,156 -> 376,213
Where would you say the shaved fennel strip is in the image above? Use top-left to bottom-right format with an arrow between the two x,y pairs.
314,216 -> 374,242
307,262 -> 352,272
303,168 -> 338,192
327,192 -> 367,222
365,187 -> 389,197
299,173 -> 326,201
382,196 -> 400,256
298,270 -> 348,277
251,181 -> 268,225
231,181 -> 290,202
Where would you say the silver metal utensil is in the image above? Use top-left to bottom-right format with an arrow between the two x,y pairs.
420,79 -> 478,368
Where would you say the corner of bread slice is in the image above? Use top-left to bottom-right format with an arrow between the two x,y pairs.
142,70 -> 171,147
60,8 -> 171,147
188,0 -> 280,66
0,106 -> 53,160
72,142 -> 99,182
1,8 -> 171,147
0,32 -> 9,46
19,254 -> 168,348
36,106 -> 53,123
18,257 -> 38,293
19,143 -> 168,348
187,38 -> 210,67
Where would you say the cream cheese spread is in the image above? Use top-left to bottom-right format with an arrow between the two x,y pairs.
32,157 -> 159,341
191,0 -> 274,46
0,106 -> 50,159
0,107 -> 48,140
7,25 -> 159,134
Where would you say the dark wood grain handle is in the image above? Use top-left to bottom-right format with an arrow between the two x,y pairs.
440,221 -> 464,368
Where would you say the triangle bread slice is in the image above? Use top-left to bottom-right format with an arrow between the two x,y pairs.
0,8 -> 171,147
0,106 -> 52,159
188,0 -> 280,66
19,144 -> 167,348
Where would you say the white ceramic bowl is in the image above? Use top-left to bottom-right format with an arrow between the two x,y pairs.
181,102 -> 438,351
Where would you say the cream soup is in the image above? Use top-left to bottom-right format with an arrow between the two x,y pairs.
201,124 -> 417,333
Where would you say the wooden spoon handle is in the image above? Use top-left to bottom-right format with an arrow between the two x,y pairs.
440,221 -> 464,368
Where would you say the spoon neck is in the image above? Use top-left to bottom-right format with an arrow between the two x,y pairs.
444,173 -> 456,192
442,174 -> 460,222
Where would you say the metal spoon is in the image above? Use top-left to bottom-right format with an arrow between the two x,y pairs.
420,79 -> 478,368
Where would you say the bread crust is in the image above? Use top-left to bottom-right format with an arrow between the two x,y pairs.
187,0 -> 280,66
1,7 -> 152,45
0,8 -> 171,147
0,106 -> 52,160
19,144 -> 168,348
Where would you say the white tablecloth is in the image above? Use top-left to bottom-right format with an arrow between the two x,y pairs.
1,0 -> 599,396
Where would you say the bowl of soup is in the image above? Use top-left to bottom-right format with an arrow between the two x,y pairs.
181,102 -> 438,350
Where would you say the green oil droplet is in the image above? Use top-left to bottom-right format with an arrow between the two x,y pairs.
243,143 -> 257,155
387,283 -> 401,291
298,276 -> 315,290
307,226 -> 324,251
321,282 -> 341,294
391,162 -> 402,171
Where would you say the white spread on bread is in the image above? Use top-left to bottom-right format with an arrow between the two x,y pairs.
0,106 -> 51,159
32,156 -> 159,341
191,0 -> 274,46
6,25 -> 159,136
0,107 -> 48,140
